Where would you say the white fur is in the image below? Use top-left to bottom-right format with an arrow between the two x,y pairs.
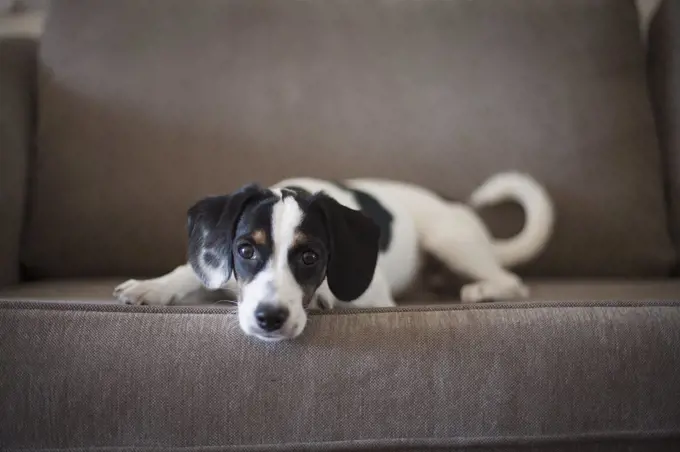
114,172 -> 554,336
199,244 -> 230,290
113,264 -> 207,305
239,195 -> 308,340
469,172 -> 554,267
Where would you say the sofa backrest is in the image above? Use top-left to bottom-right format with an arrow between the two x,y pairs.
648,0 -> 680,274
22,0 -> 676,281
0,38 -> 37,287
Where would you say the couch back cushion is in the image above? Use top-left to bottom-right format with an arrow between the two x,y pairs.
23,0 -> 675,279
648,0 -> 680,274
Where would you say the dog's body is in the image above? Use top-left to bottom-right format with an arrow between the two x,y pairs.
114,173 -> 554,341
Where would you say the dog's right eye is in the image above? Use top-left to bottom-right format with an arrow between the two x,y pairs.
237,244 -> 256,260
301,250 -> 319,266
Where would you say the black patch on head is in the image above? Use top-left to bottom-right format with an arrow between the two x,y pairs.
186,183 -> 272,288
330,181 -> 393,252
290,195 -> 331,304
234,188 -> 330,305
232,196 -> 278,283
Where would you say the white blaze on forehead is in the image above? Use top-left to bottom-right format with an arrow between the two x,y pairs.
237,192 -> 308,338
271,195 -> 304,296
271,196 -> 304,266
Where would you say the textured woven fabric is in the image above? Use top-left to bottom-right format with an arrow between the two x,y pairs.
21,0 -> 675,279
0,38 -> 37,287
2,302 -> 680,450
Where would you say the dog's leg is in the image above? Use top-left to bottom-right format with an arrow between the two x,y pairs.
114,264 -> 233,305
419,206 -> 529,303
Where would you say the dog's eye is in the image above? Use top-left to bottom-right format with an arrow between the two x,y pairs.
301,250 -> 319,266
237,244 -> 256,260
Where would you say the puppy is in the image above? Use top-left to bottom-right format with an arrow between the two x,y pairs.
114,173 -> 554,341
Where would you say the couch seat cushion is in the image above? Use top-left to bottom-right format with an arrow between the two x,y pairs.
2,298 -> 680,450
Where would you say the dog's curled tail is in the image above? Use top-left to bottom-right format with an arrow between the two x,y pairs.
469,172 -> 555,268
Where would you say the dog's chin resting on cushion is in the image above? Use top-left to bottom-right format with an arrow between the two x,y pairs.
114,173 -> 554,342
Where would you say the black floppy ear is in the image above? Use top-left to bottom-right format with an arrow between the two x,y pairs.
311,194 -> 381,302
187,183 -> 265,289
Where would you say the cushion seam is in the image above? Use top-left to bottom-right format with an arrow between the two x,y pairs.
2,298 -> 680,316
6,429 -> 680,451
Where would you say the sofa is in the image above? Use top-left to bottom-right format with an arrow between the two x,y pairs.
1,1 -> 680,450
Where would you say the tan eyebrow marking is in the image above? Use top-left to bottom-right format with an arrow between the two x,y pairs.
294,231 -> 307,245
252,229 -> 267,245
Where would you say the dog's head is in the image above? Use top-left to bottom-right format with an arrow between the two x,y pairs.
187,184 -> 381,341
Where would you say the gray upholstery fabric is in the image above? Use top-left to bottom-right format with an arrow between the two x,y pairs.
1,278 -> 680,304
2,301 -> 680,451
0,38 -> 38,287
22,0 -> 675,280
648,0 -> 680,271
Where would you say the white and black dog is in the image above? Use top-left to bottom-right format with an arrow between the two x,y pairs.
114,173 -> 554,341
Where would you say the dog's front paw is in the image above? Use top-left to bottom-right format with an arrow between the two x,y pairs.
460,282 -> 498,303
460,279 -> 529,303
113,279 -> 176,306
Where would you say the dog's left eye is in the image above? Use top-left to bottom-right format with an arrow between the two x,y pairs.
237,244 -> 256,260
300,250 -> 319,266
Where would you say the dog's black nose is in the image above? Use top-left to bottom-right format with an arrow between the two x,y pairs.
254,305 -> 289,332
